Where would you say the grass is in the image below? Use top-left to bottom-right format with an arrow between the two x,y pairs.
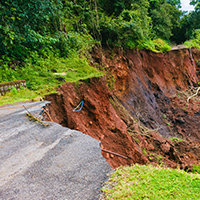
0,53 -> 104,105
37,54 -> 103,83
102,164 -> 200,200
0,87 -> 57,106
192,164 -> 200,174
1,54 -> 103,90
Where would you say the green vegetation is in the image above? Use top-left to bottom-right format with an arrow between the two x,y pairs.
184,29 -> 200,49
0,87 -> 55,106
172,1 -> 200,44
1,1 -> 200,196
1,0 -> 199,60
133,137 -> 139,144
0,54 -> 103,105
138,39 -> 171,53
169,136 -> 184,142
142,148 -> 147,155
103,164 -> 200,200
0,0 -> 104,104
0,54 -> 103,90
0,0 -> 200,105
166,122 -> 171,126
192,163 -> 200,174
162,114 -> 167,119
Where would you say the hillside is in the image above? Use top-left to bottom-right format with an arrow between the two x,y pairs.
44,47 -> 200,169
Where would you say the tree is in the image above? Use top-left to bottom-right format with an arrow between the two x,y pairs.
0,0 -> 63,59
167,0 -> 181,8
173,1 -> 200,44
98,0 -> 133,16
148,0 -> 173,39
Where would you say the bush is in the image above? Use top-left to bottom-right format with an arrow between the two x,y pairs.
184,29 -> 200,50
99,6 -> 151,49
139,38 -> 171,52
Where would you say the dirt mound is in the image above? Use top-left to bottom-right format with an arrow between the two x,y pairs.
44,47 -> 200,169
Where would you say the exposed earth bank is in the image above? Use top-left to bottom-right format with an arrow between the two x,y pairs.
44,47 -> 200,170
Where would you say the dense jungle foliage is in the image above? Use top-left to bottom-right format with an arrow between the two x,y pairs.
0,0 -> 200,98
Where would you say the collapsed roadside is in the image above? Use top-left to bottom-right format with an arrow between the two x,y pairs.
44,47 -> 200,171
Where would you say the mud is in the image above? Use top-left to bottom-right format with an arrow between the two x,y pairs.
44,47 -> 200,170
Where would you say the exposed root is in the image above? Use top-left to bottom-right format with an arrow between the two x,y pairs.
187,87 -> 200,102
173,87 -> 200,104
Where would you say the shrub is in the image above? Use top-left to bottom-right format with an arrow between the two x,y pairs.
139,38 -> 171,52
184,29 -> 200,50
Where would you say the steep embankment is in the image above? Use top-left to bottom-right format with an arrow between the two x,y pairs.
44,47 -> 200,170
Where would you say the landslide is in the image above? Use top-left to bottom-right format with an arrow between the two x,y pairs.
44,47 -> 200,170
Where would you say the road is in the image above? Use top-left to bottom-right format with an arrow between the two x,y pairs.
0,101 -> 112,200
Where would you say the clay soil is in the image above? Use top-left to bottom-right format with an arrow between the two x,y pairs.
44,47 -> 200,171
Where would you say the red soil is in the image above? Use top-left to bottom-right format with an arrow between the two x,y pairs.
44,47 -> 200,170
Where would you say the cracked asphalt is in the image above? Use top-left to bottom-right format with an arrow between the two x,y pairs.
0,101 -> 113,200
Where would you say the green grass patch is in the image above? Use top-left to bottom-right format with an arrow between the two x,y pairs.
192,164 -> 200,174
103,164 -> 200,200
0,53 -> 103,90
0,87 -> 57,106
0,52 -> 104,105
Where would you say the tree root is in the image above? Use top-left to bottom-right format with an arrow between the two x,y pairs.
187,87 -> 200,102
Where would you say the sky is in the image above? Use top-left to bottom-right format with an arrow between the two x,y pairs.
180,0 -> 195,12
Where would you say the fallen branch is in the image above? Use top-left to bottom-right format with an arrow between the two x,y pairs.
101,149 -> 128,159
23,105 -> 31,115
187,87 -> 200,103
23,106 -> 50,126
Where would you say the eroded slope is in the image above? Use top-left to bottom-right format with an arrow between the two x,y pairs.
45,47 -> 200,170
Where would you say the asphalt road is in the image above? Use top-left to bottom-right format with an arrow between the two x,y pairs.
0,101 -> 113,200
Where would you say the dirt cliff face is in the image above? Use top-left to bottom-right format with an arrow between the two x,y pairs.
44,78 -> 148,169
45,47 -> 200,170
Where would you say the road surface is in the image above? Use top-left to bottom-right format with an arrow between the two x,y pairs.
0,101 -> 112,200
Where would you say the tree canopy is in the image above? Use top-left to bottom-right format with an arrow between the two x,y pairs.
0,0 -> 199,61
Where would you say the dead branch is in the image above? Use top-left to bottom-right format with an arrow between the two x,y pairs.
187,87 -> 200,103
26,113 -> 50,127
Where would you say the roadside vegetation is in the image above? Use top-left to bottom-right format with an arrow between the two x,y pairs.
102,164 -> 200,200
0,0 -> 200,105
184,29 -> 200,49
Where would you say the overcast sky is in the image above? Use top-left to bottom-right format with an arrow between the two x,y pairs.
181,0 -> 195,12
